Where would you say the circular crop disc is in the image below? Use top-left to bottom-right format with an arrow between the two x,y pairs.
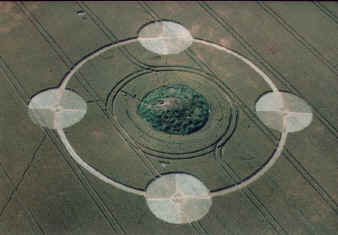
55,34 -> 288,198
145,173 -> 212,224
256,92 -> 313,133
28,89 -> 87,129
138,20 -> 193,55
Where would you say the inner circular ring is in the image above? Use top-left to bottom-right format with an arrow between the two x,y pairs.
56,37 -> 288,197
107,66 -> 237,159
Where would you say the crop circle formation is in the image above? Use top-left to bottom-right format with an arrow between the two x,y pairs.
27,20 -> 313,224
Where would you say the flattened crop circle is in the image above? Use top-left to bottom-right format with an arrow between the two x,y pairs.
138,20 -> 193,55
256,92 -> 313,133
145,173 -> 212,224
28,89 -> 87,129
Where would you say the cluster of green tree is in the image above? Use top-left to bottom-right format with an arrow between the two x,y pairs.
137,84 -> 209,135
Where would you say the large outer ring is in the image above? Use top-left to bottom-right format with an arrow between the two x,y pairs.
56,37 -> 288,198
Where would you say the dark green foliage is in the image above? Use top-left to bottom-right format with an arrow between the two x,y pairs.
137,84 -> 210,135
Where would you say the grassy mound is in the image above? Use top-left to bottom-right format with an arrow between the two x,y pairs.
137,84 -> 210,135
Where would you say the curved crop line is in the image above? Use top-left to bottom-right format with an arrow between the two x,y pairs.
192,39 -> 288,197
59,38 -> 139,90
56,128 -> 146,196
194,38 -> 279,92
56,39 -> 162,194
